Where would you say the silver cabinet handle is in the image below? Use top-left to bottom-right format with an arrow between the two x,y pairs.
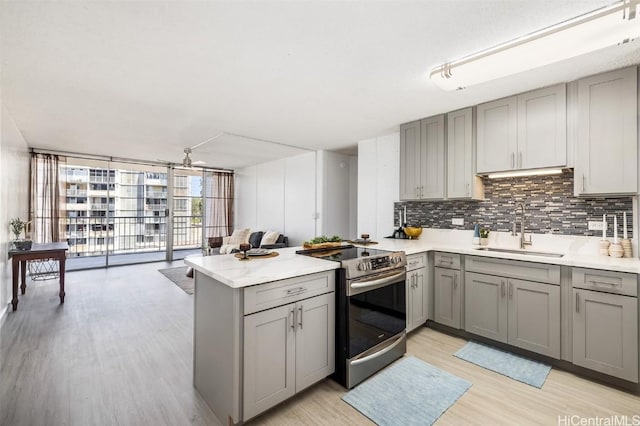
511,152 -> 515,168
286,287 -> 307,296
413,272 -> 417,288
582,174 -> 585,192
501,281 -> 505,298
518,152 -> 522,169
298,306 -> 303,329
587,280 -> 617,287
420,186 -> 424,198
576,292 -> 580,313
466,183 -> 470,196
415,186 -> 419,198
453,273 -> 457,289
290,308 -> 296,331
508,281 -> 513,299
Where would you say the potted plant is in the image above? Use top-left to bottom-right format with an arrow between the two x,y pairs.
479,228 -> 490,246
9,217 -> 32,250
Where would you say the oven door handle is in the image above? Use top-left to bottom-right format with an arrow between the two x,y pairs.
350,333 -> 406,366
350,270 -> 406,290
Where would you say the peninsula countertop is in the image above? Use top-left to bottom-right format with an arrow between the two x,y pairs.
184,246 -> 339,288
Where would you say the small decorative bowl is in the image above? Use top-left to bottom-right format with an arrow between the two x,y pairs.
403,227 -> 422,239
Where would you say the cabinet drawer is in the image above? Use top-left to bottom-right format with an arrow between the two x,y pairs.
244,271 -> 335,315
434,252 -> 460,269
572,268 -> 637,297
465,255 -> 560,285
406,253 -> 427,271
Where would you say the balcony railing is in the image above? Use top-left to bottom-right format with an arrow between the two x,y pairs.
32,215 -> 204,259
66,189 -> 88,197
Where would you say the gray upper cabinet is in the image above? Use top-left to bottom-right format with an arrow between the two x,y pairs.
517,84 -> 567,169
399,115 -> 445,200
399,120 -> 421,200
477,84 -> 567,174
477,96 -> 517,173
575,67 -> 638,196
447,107 -> 484,199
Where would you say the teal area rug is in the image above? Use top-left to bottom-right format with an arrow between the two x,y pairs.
342,356 -> 471,426
454,341 -> 551,388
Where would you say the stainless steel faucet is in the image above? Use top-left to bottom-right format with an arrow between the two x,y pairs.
512,203 -> 532,249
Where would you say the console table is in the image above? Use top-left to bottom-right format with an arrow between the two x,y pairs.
9,242 -> 69,311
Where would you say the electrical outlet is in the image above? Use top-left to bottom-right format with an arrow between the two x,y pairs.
452,218 -> 464,226
588,221 -> 604,231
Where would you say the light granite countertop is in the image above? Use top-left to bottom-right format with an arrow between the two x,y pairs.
185,229 -> 640,289
363,229 -> 640,274
184,246 -> 339,288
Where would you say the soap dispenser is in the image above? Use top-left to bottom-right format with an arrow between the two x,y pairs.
473,224 -> 480,245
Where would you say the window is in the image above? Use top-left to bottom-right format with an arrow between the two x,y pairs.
175,175 -> 188,188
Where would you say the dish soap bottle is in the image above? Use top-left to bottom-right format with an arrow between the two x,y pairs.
473,224 -> 480,245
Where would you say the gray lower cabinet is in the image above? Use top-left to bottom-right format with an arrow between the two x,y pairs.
572,288 -> 638,382
434,267 -> 462,329
243,292 -> 335,420
465,272 -> 560,358
465,272 -> 507,342
406,253 -> 428,332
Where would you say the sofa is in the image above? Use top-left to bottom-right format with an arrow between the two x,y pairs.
209,229 -> 289,255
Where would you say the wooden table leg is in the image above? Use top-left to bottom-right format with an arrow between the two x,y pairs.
20,260 -> 27,295
11,258 -> 19,311
59,254 -> 66,304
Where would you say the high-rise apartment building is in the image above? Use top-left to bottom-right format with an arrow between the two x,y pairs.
61,166 -> 193,257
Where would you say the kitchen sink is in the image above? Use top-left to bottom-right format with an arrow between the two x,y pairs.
473,247 -> 564,258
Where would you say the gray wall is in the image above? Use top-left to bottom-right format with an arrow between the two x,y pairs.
395,170 -> 633,237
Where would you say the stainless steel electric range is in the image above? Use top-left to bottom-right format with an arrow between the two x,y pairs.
296,245 -> 407,388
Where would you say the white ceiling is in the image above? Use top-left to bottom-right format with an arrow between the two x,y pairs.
2,1 -> 639,169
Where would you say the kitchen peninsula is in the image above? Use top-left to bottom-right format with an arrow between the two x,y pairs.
185,247 -> 339,425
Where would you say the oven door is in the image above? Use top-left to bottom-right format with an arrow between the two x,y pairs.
347,269 -> 406,359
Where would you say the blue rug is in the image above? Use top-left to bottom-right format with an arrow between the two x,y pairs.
454,341 -> 551,388
342,356 -> 471,426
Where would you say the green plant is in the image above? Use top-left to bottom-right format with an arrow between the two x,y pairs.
304,235 -> 342,245
479,228 -> 490,239
9,218 -> 28,240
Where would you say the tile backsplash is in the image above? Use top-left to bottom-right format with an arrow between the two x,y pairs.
394,170 -> 633,237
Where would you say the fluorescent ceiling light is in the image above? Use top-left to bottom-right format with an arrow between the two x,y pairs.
430,1 -> 640,90
486,169 -> 564,179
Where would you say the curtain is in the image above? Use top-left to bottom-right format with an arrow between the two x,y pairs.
205,171 -> 234,237
30,153 -> 66,243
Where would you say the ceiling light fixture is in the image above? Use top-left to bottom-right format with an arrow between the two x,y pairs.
430,0 -> 640,91
486,168 -> 564,179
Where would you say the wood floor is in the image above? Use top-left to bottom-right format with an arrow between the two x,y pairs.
1,262 -> 639,426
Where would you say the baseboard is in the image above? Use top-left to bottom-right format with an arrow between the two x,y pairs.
0,303 -> 8,328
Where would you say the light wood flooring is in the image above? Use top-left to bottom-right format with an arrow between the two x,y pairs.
1,262 -> 639,425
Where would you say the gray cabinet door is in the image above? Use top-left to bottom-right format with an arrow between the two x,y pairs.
407,268 -> 428,332
477,96 -> 517,173
399,120 -> 421,200
420,115 -> 446,199
243,303 -> 296,420
295,293 -> 335,391
517,84 -> 566,169
434,267 -> 461,329
465,272 -> 507,342
447,107 -> 483,199
576,67 -> 637,195
507,279 -> 560,358
573,289 -> 638,382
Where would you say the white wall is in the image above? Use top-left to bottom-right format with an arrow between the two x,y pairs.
0,104 -> 30,322
357,133 -> 399,241
316,150 -> 355,239
234,150 -> 357,246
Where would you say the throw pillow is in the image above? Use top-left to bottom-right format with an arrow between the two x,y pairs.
249,231 -> 264,248
260,231 -> 280,246
228,228 -> 251,245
